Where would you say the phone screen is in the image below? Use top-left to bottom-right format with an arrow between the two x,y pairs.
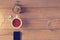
13,31 -> 21,40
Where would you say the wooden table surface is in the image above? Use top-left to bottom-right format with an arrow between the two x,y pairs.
0,0 -> 60,40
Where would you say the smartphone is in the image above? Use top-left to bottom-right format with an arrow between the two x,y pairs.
13,31 -> 21,40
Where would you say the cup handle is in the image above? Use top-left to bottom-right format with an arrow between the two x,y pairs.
16,15 -> 19,18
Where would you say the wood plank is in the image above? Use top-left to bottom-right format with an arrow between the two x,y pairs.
21,8 -> 60,18
0,8 -> 60,40
1,0 -> 60,40
0,29 -> 13,40
51,19 -> 60,29
0,0 -> 60,8
22,30 -> 60,40
1,8 -> 60,30
22,8 -> 60,29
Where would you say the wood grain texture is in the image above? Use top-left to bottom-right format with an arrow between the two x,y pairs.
0,0 -> 60,40
0,0 -> 60,8
22,30 -> 60,40
0,8 -> 60,40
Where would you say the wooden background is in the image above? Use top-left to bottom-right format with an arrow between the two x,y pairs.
0,0 -> 60,40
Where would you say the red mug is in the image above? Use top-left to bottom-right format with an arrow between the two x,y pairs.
11,16 -> 22,29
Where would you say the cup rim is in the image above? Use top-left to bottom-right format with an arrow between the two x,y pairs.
12,5 -> 21,14
11,17 -> 22,29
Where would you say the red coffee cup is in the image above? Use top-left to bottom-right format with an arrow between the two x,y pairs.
12,17 -> 22,29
